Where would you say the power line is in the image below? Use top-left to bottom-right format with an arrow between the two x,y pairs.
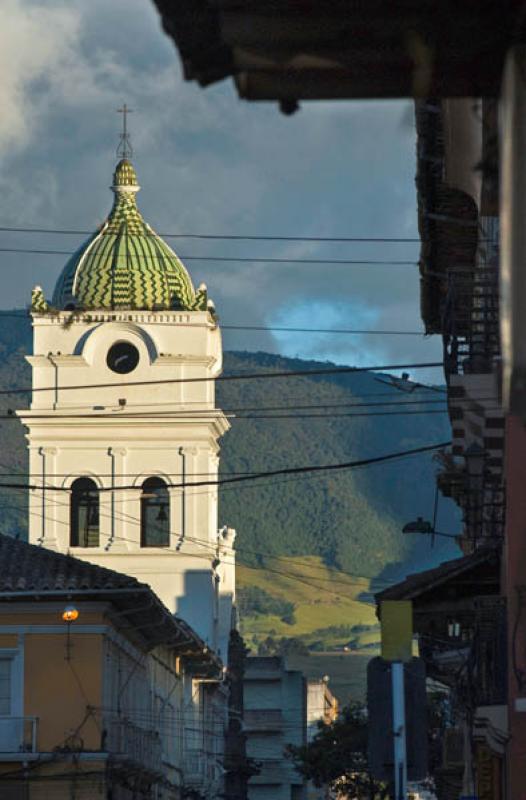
0,247 -> 418,267
222,324 -> 425,336
7,395 -> 454,416
0,311 -> 427,337
0,360 -> 443,396
0,441 -> 450,493
4,385 -> 449,407
0,408 -> 450,421
0,438 -> 450,512
0,225 -> 425,243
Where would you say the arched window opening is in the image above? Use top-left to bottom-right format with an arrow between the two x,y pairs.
141,477 -> 170,548
70,478 -> 100,547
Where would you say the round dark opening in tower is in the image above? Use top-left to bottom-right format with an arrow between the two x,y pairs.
106,341 -> 139,374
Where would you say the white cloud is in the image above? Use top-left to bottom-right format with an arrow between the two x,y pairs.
0,0 -> 80,153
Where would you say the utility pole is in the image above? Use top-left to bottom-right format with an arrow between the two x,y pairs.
391,660 -> 407,799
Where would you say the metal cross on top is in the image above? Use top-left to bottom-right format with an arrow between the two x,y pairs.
116,103 -> 134,159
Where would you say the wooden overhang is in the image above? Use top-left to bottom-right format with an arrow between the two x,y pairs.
152,1 -> 526,106
375,546 -> 500,608
376,548 -> 504,695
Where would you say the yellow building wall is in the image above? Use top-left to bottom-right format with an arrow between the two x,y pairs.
24,632 -> 103,752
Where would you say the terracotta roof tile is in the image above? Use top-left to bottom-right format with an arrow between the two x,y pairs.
0,534 -> 141,594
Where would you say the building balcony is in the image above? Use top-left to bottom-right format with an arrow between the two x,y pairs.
0,717 -> 38,759
107,718 -> 162,776
244,709 -> 283,732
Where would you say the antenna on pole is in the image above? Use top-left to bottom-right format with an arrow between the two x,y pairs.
116,103 -> 134,159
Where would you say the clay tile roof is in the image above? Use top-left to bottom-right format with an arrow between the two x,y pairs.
0,534 -> 142,594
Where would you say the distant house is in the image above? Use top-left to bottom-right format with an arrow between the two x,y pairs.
0,534 -> 225,800
306,679 -> 338,742
244,656 -> 306,800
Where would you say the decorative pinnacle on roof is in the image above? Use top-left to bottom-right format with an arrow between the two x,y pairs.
116,103 -> 134,160
48,157 -> 210,313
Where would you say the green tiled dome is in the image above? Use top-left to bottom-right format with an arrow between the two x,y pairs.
52,159 -> 206,311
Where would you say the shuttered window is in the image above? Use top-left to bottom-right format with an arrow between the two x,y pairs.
0,660 -> 12,715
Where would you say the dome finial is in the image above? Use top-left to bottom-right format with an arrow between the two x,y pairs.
116,103 -> 134,159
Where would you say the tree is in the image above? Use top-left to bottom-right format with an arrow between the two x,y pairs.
286,703 -> 388,799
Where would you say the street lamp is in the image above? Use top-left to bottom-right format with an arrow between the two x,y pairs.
402,517 -> 460,541
62,605 -> 79,661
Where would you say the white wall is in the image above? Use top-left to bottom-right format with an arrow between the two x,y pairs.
19,309 -> 235,656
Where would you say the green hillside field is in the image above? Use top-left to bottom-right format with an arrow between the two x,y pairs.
238,556 -> 377,644
237,556 -> 381,700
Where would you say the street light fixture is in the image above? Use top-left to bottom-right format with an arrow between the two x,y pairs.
402,484 -> 460,545
62,605 -> 79,661
62,605 -> 79,623
402,516 -> 460,541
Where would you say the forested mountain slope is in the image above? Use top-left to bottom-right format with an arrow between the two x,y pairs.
218,350 -> 459,584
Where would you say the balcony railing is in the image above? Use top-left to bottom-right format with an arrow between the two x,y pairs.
0,717 -> 38,755
244,709 -> 283,731
107,718 -> 162,775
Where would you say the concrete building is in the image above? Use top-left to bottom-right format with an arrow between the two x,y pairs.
244,656 -> 306,800
0,533 -> 223,799
17,155 -> 236,663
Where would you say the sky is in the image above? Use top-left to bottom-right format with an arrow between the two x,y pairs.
0,0 -> 443,379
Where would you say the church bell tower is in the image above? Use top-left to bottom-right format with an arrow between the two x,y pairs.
18,154 -> 235,658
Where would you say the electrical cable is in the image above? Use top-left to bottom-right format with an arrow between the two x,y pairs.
11,384 -> 452,405
222,324 -> 426,336
0,445 -> 453,511
0,225 -> 427,242
0,360 -> 444,396
0,408 -> 452,421
4,393 -> 455,415
0,440 -> 450,492
0,311 -> 430,337
0,247 -> 418,266
0,440 -> 454,567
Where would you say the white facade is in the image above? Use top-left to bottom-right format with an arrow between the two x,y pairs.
18,308 -> 236,659
244,656 -> 306,800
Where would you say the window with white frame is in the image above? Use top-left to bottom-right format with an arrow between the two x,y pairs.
0,649 -> 25,755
